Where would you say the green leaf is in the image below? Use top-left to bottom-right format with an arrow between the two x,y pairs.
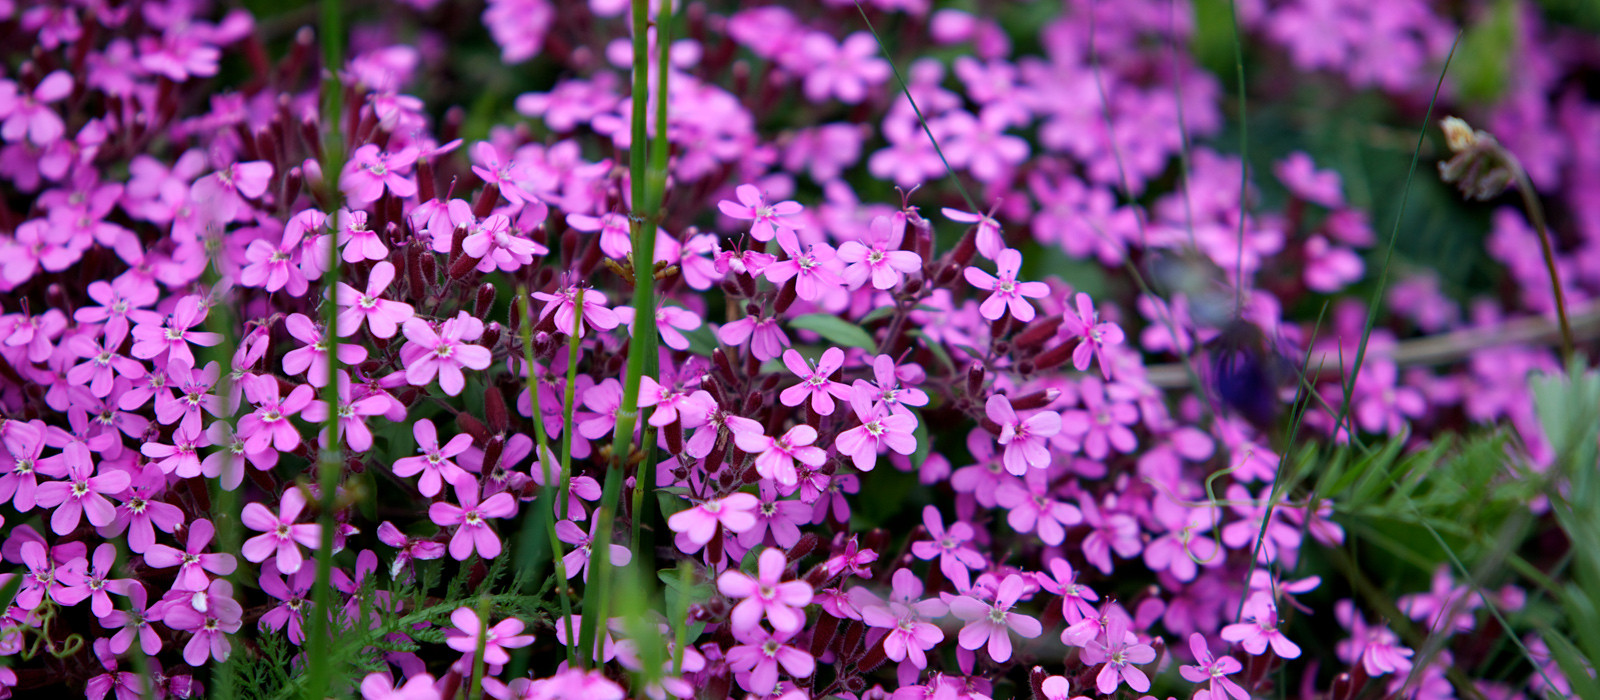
788,313 -> 877,352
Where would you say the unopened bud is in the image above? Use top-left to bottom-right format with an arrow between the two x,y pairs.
1014,315 -> 1064,350
950,229 -> 978,267
1010,388 -> 1061,411
966,363 -> 985,396
475,283 -> 496,318
774,278 -> 798,314
485,387 -> 509,433
1034,341 -> 1075,371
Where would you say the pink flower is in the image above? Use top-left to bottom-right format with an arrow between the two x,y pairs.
392,419 -> 474,497
401,314 -> 493,396
733,424 -> 826,488
342,144 -> 419,206
1275,151 -> 1344,208
282,313 -> 369,387
129,295 -> 223,367
965,248 -> 1049,322
1083,613 -> 1157,694
34,456 -> 131,535
144,518 -> 237,592
718,314 -> 790,361
336,261 -> 416,339
835,390 -> 918,472
532,285 -> 620,338
240,488 -> 322,574
445,607 -> 534,665
943,206 -> 1005,259
162,579 -> 243,666
985,394 -> 1061,475
764,229 -> 844,301
237,374 -> 315,453
799,31 -> 889,104
725,627 -> 814,696
718,184 -> 803,242
0,71 -> 72,145
301,371 -> 391,452
719,548 -> 814,635
462,213 -> 548,272
556,518 -> 632,581
909,506 -> 985,591
191,161 -> 273,223
1220,593 -> 1301,659
859,569 -> 946,669
666,492 -> 760,552
337,209 -> 389,263
429,479 -> 517,561
779,348 -> 851,415
947,574 -> 1042,663
360,672 -> 439,700
1061,293 -> 1125,379
836,215 -> 922,290
1180,633 -> 1249,700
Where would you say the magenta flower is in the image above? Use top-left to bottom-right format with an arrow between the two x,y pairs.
445,607 -> 534,665
0,71 -> 72,145
733,423 -> 826,488
1038,557 -> 1101,625
429,479 -> 517,561
162,579 -> 243,666
335,209 -> 389,264
799,31 -> 889,104
1,419 -> 53,511
145,518 -> 237,592
532,285 -> 620,339
336,261 -> 415,338
99,582 -> 161,655
282,313 -> 369,387
835,390 -> 918,472
101,464 -> 185,553
240,212 -> 315,297
836,215 -> 922,290
779,348 -> 851,415
718,314 -> 790,362
401,314 -> 493,396
34,457 -> 131,535
342,143 -> 419,206
1061,377 -> 1139,460
237,374 -> 315,453
301,371 -> 391,452
944,206 -> 1005,260
859,569 -> 947,669
153,359 -> 223,437
128,295 -> 223,367
995,476 -> 1082,545
392,419 -> 474,497
666,492 -> 760,552
985,394 -> 1061,475
462,213 -> 548,272
556,518 -> 633,581
719,548 -> 814,635
241,488 -> 322,575
764,229 -> 844,301
947,574 -> 1043,663
1335,599 -> 1414,677
1061,292 -> 1125,379
191,161 -> 273,223
1220,593 -> 1302,659
965,248 -> 1049,322
55,543 -> 130,618
910,506 -> 986,591
1083,614 -> 1157,694
725,627 -> 814,696
718,184 -> 803,242
1181,633 -> 1249,700
259,565 -> 314,645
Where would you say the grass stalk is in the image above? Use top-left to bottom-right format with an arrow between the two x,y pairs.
305,0 -> 347,694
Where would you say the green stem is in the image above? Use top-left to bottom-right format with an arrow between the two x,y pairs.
468,596 -> 491,700
305,0 -> 347,696
1512,164 -> 1575,365
557,287 -> 585,522
516,286 -> 580,667
579,0 -> 664,668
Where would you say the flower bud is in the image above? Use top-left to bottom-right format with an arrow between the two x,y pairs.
417,157 -> 436,202
481,436 -> 504,474
665,420 -> 684,455
475,283 -> 496,318
1014,315 -> 1063,351
966,362 -> 985,396
950,229 -> 978,267
456,413 -> 489,444
448,249 -> 480,279
485,386 -> 509,433
774,277 -> 798,314
719,278 -> 743,298
480,322 -> 501,350
1010,388 -> 1061,411
473,183 -> 500,219
1033,341 -> 1075,371
737,272 -> 756,297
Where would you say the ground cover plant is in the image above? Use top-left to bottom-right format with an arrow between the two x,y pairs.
1,0 -> 1599,698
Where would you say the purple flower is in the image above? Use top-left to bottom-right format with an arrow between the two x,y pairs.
282,313 -> 369,388
556,518 -> 632,581
392,419 -> 474,497
129,295 -> 222,367
965,248 -> 1050,322
765,229 -> 844,301
162,579 -> 243,666
336,261 -> 416,338
837,214 -> 922,290
445,607 -> 534,665
34,456 -> 131,535
532,285 -> 620,339
241,488 -> 322,575
909,506 -> 985,591
666,492 -> 760,553
985,394 -> 1061,475
342,144 -> 418,206
725,627 -> 814,696
237,374 -> 315,453
719,548 -> 814,635
1220,593 -> 1302,659
429,479 -> 517,561
718,314 -> 791,362
1061,293 -> 1125,379
0,71 -> 72,145
1083,613 -> 1157,694
145,518 -> 237,592
835,390 -> 918,472
1180,633 -> 1249,700
719,184 -> 804,242
799,31 -> 890,104
733,424 -> 826,488
947,574 -> 1043,663
401,313 -> 493,396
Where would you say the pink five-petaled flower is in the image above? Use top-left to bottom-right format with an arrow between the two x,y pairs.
34,457 -> 131,535
532,285 -> 620,339
401,314 -> 493,396
129,295 -> 223,367
336,261 -> 415,339
836,390 -> 918,472
342,143 -> 419,206
1220,593 -> 1302,659
666,492 -> 760,553
282,313 -> 368,388
240,488 -> 322,574
1062,292 -> 1125,379
237,374 -> 315,453
732,424 -> 826,488
859,568 -> 946,669
163,579 -> 243,667
1180,633 -> 1249,700
1083,613 -> 1157,694
392,419 -> 473,497
943,206 -> 1005,259
556,518 -> 632,581
0,71 -> 72,145
985,394 -> 1062,475
965,248 -> 1050,322
430,479 -> 517,561
719,548 -> 815,636
779,348 -> 851,415
725,626 -> 814,696
765,229 -> 844,301
718,183 -> 803,242
144,518 -> 237,592
910,506 -> 986,591
836,214 -> 922,290
717,313 -> 790,361
445,608 -> 534,666
947,574 -> 1042,663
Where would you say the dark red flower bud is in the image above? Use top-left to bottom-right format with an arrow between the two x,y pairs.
1010,388 -> 1060,411
475,283 -> 496,319
449,249 -> 480,279
485,387 -> 509,433
456,413 -> 489,444
951,229 -> 978,267
473,183 -> 500,219
480,323 -> 500,350
774,278 -> 798,314
1034,341 -> 1075,371
1014,315 -> 1063,351
966,363 -> 986,396
788,533 -> 818,562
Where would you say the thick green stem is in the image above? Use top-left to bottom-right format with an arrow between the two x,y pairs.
305,0 -> 346,696
578,0 -> 665,668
